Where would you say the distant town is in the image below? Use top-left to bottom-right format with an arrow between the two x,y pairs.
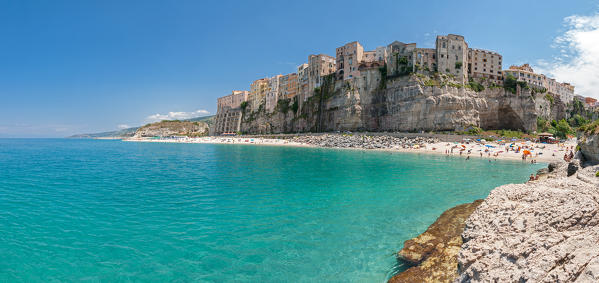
214,34 -> 597,135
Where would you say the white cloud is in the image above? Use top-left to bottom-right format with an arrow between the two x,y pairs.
537,13 -> 599,99
117,124 -> 130,129
145,109 -> 210,122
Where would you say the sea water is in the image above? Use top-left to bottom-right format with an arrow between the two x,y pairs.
0,139 -> 544,282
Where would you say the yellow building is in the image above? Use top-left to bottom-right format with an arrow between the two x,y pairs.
249,78 -> 268,111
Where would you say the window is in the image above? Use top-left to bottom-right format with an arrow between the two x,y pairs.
455,55 -> 458,60
442,42 -> 446,48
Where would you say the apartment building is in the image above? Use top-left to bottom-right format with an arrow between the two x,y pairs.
214,90 -> 249,135
412,48 -> 436,73
386,41 -> 416,76
503,64 -> 575,103
468,48 -> 503,84
217,90 -> 249,112
249,78 -> 269,111
306,54 -> 336,100
279,73 -> 298,99
336,41 -> 364,80
297,63 -> 309,101
265,75 -> 283,113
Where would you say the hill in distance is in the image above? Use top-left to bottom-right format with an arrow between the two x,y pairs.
68,115 -> 214,138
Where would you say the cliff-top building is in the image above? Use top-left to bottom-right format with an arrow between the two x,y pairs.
336,41 -> 363,80
217,90 -> 249,111
249,78 -> 269,111
336,41 -> 386,80
386,35 -> 501,85
436,34 -> 469,83
297,63 -> 309,101
214,90 -> 249,135
279,73 -> 298,99
305,54 -> 336,101
265,75 -> 283,113
386,41 -> 417,76
468,48 -> 503,84
503,64 -> 575,103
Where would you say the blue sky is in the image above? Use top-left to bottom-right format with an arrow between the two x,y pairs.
1,0 -> 598,137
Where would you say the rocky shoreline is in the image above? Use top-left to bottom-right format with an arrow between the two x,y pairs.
289,134 -> 439,150
389,200 -> 483,283
389,145 -> 599,282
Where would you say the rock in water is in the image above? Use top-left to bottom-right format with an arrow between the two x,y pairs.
388,199 -> 483,283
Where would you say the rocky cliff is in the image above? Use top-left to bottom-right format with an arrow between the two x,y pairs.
133,120 -> 209,138
456,160 -> 599,282
579,124 -> 599,164
240,71 -> 565,134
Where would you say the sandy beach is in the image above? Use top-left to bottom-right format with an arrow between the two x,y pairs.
125,134 -> 576,164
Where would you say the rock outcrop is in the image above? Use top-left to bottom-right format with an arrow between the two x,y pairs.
579,132 -> 599,164
133,120 -> 209,138
389,200 -> 483,283
239,72 -> 565,134
456,162 -> 599,282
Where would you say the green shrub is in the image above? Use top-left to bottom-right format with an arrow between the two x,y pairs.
554,119 -> 574,139
579,120 -> 599,135
496,129 -> 524,139
424,79 -> 437,87
544,94 -> 554,105
240,101 -> 248,111
455,61 -> 463,69
467,126 -> 482,135
468,81 -> 485,92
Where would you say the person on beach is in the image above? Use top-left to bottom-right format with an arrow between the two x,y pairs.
529,174 -> 535,181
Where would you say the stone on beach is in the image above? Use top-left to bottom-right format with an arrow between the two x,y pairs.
290,134 -> 439,150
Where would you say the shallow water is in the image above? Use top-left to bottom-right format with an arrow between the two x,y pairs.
0,139 -> 544,282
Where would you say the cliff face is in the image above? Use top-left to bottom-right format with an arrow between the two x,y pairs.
579,129 -> 599,164
240,71 -> 564,134
133,120 -> 209,137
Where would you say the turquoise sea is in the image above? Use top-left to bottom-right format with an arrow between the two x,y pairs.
0,139 -> 544,282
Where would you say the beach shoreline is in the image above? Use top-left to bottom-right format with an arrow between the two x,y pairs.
124,134 -> 575,164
